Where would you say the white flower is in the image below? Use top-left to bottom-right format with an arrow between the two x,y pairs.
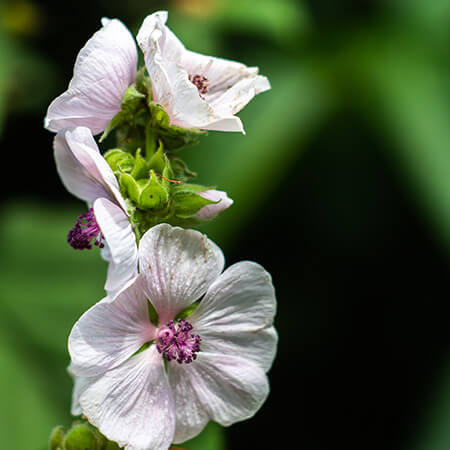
136,11 -> 271,134
54,126 -> 138,296
45,19 -> 138,135
69,223 -> 277,450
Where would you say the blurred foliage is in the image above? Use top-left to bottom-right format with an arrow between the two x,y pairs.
0,0 -> 449,449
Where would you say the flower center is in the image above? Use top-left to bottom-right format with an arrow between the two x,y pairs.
189,74 -> 209,96
156,319 -> 201,364
67,208 -> 105,250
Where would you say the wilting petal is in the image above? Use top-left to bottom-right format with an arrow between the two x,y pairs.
69,276 -> 155,377
79,347 -> 175,450
94,198 -> 138,296
195,189 -> 233,220
45,18 -> 137,135
138,224 -> 225,324
54,127 -> 127,210
169,352 -> 269,427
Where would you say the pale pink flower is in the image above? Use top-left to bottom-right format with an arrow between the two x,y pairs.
69,224 -> 277,450
195,189 -> 233,220
137,11 -> 271,134
54,126 -> 138,296
45,19 -> 138,135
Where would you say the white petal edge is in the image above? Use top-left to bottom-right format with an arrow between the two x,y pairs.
93,198 -> 138,297
45,19 -> 137,135
69,276 -> 155,377
54,127 -> 127,210
79,346 -> 175,450
190,261 -> 277,372
138,224 -> 225,324
169,352 -> 269,430
195,189 -> 233,220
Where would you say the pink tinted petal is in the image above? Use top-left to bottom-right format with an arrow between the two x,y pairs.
199,325 -> 278,373
169,352 -> 269,427
201,116 -> 245,133
138,224 -> 224,324
93,198 -> 138,297
45,18 -> 137,135
181,50 -> 257,93
54,130 -> 109,203
209,75 -> 271,117
191,261 -> 276,333
195,189 -> 233,220
70,373 -> 96,416
166,366 -> 210,444
69,277 -> 156,377
79,347 -> 175,450
190,261 -> 277,371
54,127 -> 127,209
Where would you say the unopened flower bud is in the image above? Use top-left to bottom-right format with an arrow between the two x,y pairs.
63,424 -> 98,450
139,170 -> 169,210
49,425 -> 65,450
104,148 -> 135,173
195,189 -> 233,220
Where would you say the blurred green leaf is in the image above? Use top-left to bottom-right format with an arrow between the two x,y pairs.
336,31 -> 450,252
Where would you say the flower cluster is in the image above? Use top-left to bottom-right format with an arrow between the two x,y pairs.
45,10 -> 277,450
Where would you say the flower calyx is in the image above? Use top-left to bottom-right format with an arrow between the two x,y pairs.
104,145 -> 224,233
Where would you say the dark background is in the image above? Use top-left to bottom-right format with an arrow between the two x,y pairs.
1,0 -> 449,449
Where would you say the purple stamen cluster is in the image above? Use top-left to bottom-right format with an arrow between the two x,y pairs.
67,208 -> 105,250
156,319 -> 201,364
189,74 -> 209,96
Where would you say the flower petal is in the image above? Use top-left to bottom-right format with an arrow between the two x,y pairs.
79,347 -> 175,450
209,75 -> 271,117
54,127 -> 127,210
195,189 -> 233,220
45,18 -> 137,135
69,372 -> 96,416
138,224 -> 225,324
168,352 -> 269,428
190,261 -> 277,371
69,276 -> 156,377
93,198 -> 138,297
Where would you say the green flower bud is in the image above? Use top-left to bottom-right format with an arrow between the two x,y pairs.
139,171 -> 169,210
104,149 -> 135,173
120,172 -> 140,204
121,84 -> 145,114
130,149 -> 149,180
135,66 -> 153,101
49,425 -> 65,450
172,183 -> 216,218
162,154 -> 175,181
63,424 -> 97,450
147,142 -> 166,174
